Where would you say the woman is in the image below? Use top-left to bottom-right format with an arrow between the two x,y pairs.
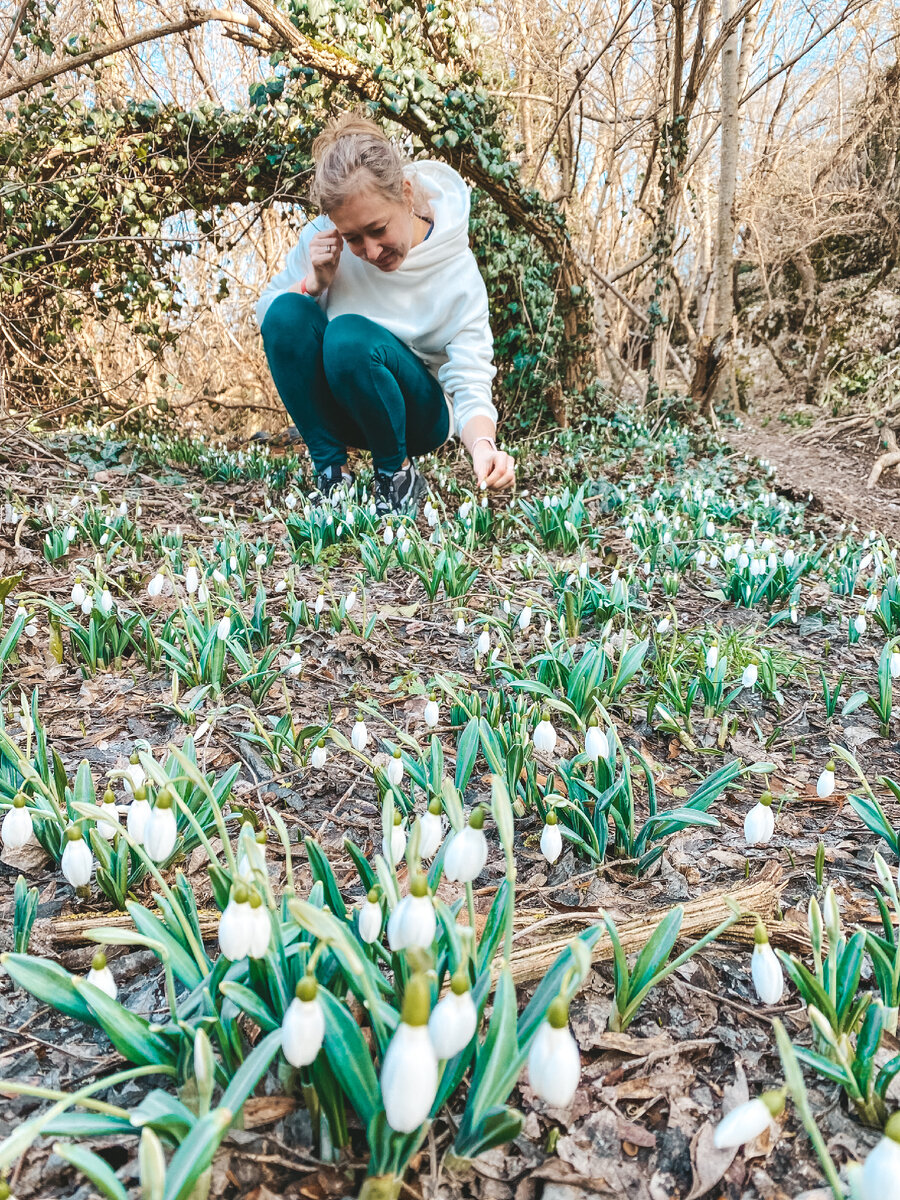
256,112 -> 515,516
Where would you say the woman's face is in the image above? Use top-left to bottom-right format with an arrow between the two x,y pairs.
329,178 -> 416,272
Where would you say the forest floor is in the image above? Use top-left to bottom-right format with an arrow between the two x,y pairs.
0,410 -> 898,1200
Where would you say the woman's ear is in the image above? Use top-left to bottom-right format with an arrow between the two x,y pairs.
402,177 -> 414,210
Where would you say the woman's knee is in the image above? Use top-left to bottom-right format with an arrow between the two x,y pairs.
261,293 -> 325,356
322,314 -> 386,383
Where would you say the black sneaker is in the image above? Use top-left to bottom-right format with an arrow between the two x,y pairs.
374,461 -> 427,516
310,464 -> 355,505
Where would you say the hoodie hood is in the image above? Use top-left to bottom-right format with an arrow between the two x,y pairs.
398,159 -> 472,271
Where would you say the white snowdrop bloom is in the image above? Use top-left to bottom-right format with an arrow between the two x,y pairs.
99,589 -> 114,617
286,650 -> 303,677
310,740 -> 328,770
99,532 -> 110,547
144,791 -> 178,862
751,925 -> 784,1005
713,1093 -> 784,1149
218,886 -> 253,960
127,790 -> 151,844
216,616 -> 231,641
532,713 -> 557,755
742,663 -> 758,690
428,975 -> 477,1060
705,643 -> 719,671
744,793 -> 775,846
96,788 -> 121,839
212,568 -> 226,585
585,723 -> 609,762
424,695 -> 439,728
865,592 -> 879,613
282,977 -> 325,1067
86,951 -> 118,1000
382,811 -> 407,863
709,554 -> 719,569
738,552 -> 750,570
816,761 -> 836,799
783,548 -> 795,568
528,998 -> 581,1108
501,598 -> 511,615
696,550 -> 707,566
61,827 -> 93,887
578,562 -> 589,579
71,580 -> 86,606
315,591 -> 326,615
387,877 -> 436,951
540,813 -> 563,864
455,615 -> 466,636
351,717 -> 369,752
766,553 -> 777,571
197,584 -> 209,603
275,578 -> 287,593
358,890 -> 383,943
400,537 -> 411,555
891,651 -> 900,680
345,588 -> 358,613
418,799 -> 445,859
476,630 -> 490,656
185,565 -> 199,594
383,523 -> 395,546
854,612 -> 867,635
123,759 -> 146,795
254,552 -> 267,567
861,1114 -> 900,1200
228,555 -> 238,572
381,974 -> 438,1132
66,525 -> 78,542
387,750 -> 404,787
443,810 -> 488,883
81,594 -> 94,616
285,492 -> 297,510
248,894 -> 271,959
705,520 -> 715,537
2,794 -> 34,849
656,616 -> 671,634
544,617 -> 554,637
147,572 -> 165,598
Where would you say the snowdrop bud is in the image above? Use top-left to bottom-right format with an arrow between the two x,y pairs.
823,886 -> 840,935
518,604 -> 533,632
424,694 -> 439,728
854,611 -> 867,635
254,551 -> 267,567
286,650 -> 302,677
359,889 -> 383,943
742,663 -> 758,690
387,749 -> 404,787
61,826 -> 93,887
713,1091 -> 785,1149
540,811 -> 563,864
456,614 -> 466,635
185,564 -> 199,594
751,923 -> 784,1005
97,787 -> 121,839
418,797 -> 445,859
383,810 -> 407,863
315,590 -> 325,615
197,583 -> 209,603
81,593 -> 93,616
865,592 -> 878,613
476,629 -> 490,656
656,616 -> 670,634
783,548 -> 795,568
351,716 -> 369,752
444,808 -> 488,883
532,711 -> 557,755
528,996 -> 581,1108
282,976 -> 325,1067
147,572 -> 165,598
86,950 -> 118,1000
816,761 -> 835,798
1,793 -> 33,850
310,740 -> 327,770
345,587 -> 358,613
585,719 -> 609,762
99,589 -> 114,617
428,972 -> 477,1060
381,973 -> 438,1132
387,875 -> 436,951
705,643 -> 719,670
71,579 -> 86,606
144,790 -> 178,863
216,615 -> 231,641
744,792 -> 775,846
861,1111 -> 900,1199
544,617 -> 553,638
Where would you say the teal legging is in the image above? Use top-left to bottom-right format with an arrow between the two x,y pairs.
260,292 -> 450,474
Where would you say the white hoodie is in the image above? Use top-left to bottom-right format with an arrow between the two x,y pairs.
256,160 -> 497,438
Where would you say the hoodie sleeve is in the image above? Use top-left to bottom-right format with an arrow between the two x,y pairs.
255,221 -> 326,329
437,269 -> 498,437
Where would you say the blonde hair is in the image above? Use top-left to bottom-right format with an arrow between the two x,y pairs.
310,110 -> 428,215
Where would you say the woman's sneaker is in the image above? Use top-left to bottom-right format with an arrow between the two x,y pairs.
310,464 -> 355,505
374,461 -> 427,516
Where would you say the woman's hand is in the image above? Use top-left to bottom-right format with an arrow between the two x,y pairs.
473,441 -> 516,490
305,229 -> 343,296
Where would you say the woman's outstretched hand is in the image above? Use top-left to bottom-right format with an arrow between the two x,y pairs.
305,229 -> 343,296
473,442 -> 516,491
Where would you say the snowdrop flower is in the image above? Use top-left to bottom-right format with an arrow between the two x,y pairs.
81,593 -> 93,616
237,827 -> 268,879
822,886 -> 841,935
61,826 -> 93,888
144,790 -> 178,862
476,629 -> 490,656
783,548 -> 795,568
418,797 -> 445,859
387,749 -> 404,787
96,787 -> 121,839
216,615 -> 231,641
358,888 -> 383,943
865,592 -> 879,613
286,650 -> 302,677
218,884 -> 253,960
282,975 -> 325,1067
585,719 -> 609,762
197,583 -> 209,603
456,613 -> 466,636
533,711 -> 557,756
744,791 -> 775,846
854,611 -> 867,635
540,811 -> 563,864
127,786 -> 151,844
315,590 -> 326,615
345,587 -> 358,613
424,694 -> 439,728
248,892 -> 271,959
444,808 -> 488,883
518,604 -> 533,632
382,810 -> 407,863
185,564 -> 199,594
656,616 -> 671,634
387,875 -> 436,951
891,650 -> 900,680
544,617 -> 553,638
751,923 -> 784,1005
713,1091 -> 785,1149
71,579 -> 86,606
860,1111 -> 900,1199
1,793 -> 33,850
381,973 -> 438,1132
816,761 -> 836,799
705,642 -> 719,671
351,716 -> 369,752
86,950 -> 118,1000
742,663 -> 758,690
98,589 -> 114,617
310,740 -> 328,770
528,996 -> 581,1108
428,973 -> 477,1060
147,572 -> 165,598
383,523 -> 395,546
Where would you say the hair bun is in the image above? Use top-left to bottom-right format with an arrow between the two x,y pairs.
311,110 -> 390,162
